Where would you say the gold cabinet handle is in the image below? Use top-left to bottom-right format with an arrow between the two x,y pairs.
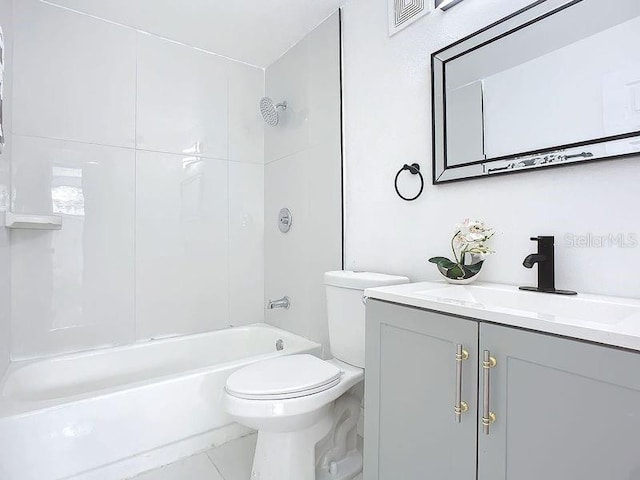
482,350 -> 497,434
481,411 -> 496,428
454,344 -> 469,422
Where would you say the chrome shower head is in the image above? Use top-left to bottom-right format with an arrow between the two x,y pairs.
260,97 -> 287,126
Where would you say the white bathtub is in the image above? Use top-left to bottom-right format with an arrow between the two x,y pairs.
0,324 -> 321,480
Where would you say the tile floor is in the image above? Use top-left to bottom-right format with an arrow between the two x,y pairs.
130,433 -> 363,480
131,434 -> 256,480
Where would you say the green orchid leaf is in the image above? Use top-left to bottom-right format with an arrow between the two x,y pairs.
448,265 -> 464,279
428,256 -> 451,265
464,261 -> 484,274
438,259 -> 459,270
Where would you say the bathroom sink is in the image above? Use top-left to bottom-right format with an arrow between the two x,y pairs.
364,281 -> 640,351
414,284 -> 639,325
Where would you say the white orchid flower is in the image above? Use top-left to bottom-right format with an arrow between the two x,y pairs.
430,218 -> 495,281
451,219 -> 496,263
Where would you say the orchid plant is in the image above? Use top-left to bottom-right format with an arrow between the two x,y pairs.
429,219 -> 495,280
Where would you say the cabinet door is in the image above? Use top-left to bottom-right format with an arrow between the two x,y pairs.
479,323 -> 640,480
364,300 -> 478,480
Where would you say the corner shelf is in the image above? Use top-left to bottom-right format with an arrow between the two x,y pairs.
5,212 -> 63,230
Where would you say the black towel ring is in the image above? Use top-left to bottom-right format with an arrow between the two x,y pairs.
394,163 -> 424,201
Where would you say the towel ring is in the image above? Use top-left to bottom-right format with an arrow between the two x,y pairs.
394,163 -> 424,201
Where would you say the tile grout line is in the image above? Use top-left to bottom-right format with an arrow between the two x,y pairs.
9,132 -> 135,151
9,132 -> 262,164
264,143 -> 319,166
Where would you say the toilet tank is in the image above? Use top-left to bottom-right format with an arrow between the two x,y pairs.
324,271 -> 410,368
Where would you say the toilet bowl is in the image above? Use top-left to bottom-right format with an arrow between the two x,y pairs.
223,356 -> 363,480
223,271 -> 409,480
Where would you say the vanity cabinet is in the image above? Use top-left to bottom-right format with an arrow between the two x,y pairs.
479,323 -> 640,480
365,299 -> 640,480
364,300 -> 478,480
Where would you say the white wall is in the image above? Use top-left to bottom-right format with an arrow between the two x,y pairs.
0,0 -> 12,376
9,0 -> 264,359
264,12 -> 343,353
342,0 -> 640,299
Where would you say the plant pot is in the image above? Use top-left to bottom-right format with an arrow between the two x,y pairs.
437,257 -> 483,285
438,267 -> 480,285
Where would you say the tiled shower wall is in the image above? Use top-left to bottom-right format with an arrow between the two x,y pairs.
264,12 -> 343,354
8,0 -> 265,359
0,0 -> 12,375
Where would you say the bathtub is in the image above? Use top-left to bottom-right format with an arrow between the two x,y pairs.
0,324 -> 321,480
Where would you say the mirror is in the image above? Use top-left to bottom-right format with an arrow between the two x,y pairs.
432,0 -> 640,183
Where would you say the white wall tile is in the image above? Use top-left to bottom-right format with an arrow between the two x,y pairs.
0,211 -> 9,371
229,162 -> 264,326
7,2 -> 266,361
303,143 -> 343,349
228,62 -> 265,164
0,0 -> 12,375
264,37 -> 310,163
25,0 -> 343,68
264,12 -> 340,164
1,0 -> 12,141
136,33 -> 228,160
10,136 -> 135,359
305,13 -> 343,347
264,15 -> 342,351
264,153 -> 311,340
13,0 -> 136,148
136,151 -> 229,340
264,148 -> 342,349
307,12 -> 342,148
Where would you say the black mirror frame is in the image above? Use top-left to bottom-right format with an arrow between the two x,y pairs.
431,0 -> 640,184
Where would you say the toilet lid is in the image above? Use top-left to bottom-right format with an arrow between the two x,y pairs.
225,354 -> 343,400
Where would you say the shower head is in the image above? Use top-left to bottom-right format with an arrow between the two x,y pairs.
260,97 -> 287,126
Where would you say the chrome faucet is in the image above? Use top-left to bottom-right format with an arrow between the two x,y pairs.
519,236 -> 576,295
267,296 -> 290,310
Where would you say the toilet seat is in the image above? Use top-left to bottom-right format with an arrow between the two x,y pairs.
225,354 -> 344,400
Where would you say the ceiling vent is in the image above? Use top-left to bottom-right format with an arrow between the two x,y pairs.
388,0 -> 433,36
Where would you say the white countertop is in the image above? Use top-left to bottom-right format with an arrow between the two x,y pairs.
364,281 -> 640,352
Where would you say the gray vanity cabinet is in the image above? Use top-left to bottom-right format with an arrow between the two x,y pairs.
364,300 -> 479,480
478,323 -> 640,480
365,299 -> 640,480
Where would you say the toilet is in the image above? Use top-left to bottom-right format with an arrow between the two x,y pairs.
223,271 -> 409,480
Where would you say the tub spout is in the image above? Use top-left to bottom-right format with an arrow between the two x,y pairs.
267,296 -> 290,310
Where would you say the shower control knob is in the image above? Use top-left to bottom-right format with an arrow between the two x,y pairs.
278,208 -> 292,233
